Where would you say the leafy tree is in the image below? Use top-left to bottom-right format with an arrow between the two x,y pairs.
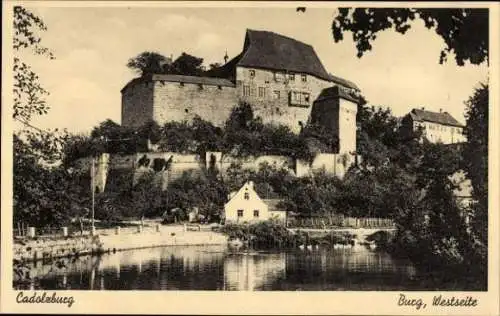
127,51 -> 172,76
171,52 -> 205,76
330,8 -> 488,66
462,84 -> 488,246
13,6 -> 55,122
14,131 -> 88,228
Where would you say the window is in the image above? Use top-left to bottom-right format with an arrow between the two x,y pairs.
237,210 -> 244,217
289,73 -> 295,81
179,82 -> 185,87
258,87 -> 266,98
253,210 -> 259,218
218,85 -> 222,90
198,84 -> 203,90
303,93 -> 310,104
243,85 -> 250,96
185,109 -> 189,113
274,72 -> 285,82
289,91 -> 311,107
249,70 -> 255,78
301,74 -> 307,82
244,192 -> 250,200
273,90 -> 281,100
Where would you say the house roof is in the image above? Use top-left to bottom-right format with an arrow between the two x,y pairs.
237,29 -> 342,83
409,108 -> 464,127
121,74 -> 235,92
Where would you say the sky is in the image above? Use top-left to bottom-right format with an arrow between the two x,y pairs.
17,6 -> 489,134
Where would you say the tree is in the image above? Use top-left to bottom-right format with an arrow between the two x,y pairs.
330,8 -> 488,66
171,52 -> 205,76
13,6 -> 55,123
126,51 -> 172,76
462,84 -> 488,246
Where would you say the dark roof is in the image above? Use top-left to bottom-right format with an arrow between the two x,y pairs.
237,29 -> 333,82
121,74 -> 235,92
328,73 -> 359,90
316,86 -> 361,104
409,108 -> 464,127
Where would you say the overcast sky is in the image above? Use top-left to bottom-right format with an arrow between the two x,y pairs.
19,6 -> 488,134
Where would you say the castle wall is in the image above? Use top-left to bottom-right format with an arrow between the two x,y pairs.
236,66 -> 333,133
338,99 -> 358,154
121,81 -> 154,127
152,81 -> 237,127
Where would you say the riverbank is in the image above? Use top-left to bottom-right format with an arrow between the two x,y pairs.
13,224 -> 228,262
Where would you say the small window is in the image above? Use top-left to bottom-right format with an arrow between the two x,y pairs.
218,85 -> 222,90
253,210 -> 259,218
303,93 -> 310,104
289,73 -> 295,81
198,84 -> 203,90
301,74 -> 307,82
258,87 -> 265,98
244,192 -> 250,200
237,210 -> 244,217
273,90 -> 280,100
179,82 -> 185,87
185,109 -> 189,113
243,85 -> 250,96
274,72 -> 285,82
249,70 -> 255,78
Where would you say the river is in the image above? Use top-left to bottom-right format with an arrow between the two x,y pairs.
13,245 -> 478,291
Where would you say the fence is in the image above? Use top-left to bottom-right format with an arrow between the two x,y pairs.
288,215 -> 395,229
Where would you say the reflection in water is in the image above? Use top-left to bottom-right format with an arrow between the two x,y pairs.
16,245 -> 438,291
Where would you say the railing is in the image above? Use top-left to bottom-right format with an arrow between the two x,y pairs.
288,215 -> 395,229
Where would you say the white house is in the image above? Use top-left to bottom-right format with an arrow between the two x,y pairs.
223,181 -> 286,224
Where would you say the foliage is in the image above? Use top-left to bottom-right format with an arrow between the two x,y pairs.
13,131 -> 89,228
331,8 -> 488,66
127,51 -> 172,76
13,6 -> 55,122
127,51 -> 205,77
462,84 -> 488,246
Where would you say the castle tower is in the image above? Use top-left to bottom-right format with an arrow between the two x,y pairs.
310,86 -> 358,155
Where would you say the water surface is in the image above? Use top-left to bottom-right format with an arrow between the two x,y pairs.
14,245 -> 477,291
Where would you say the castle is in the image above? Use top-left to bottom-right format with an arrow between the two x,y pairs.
121,29 -> 362,155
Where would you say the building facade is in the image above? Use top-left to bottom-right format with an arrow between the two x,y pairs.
401,108 -> 466,144
224,181 -> 286,224
121,29 -> 361,154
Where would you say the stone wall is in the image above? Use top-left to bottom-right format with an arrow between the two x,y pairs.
121,80 -> 154,127
152,81 -> 237,127
236,66 -> 333,133
13,235 -> 103,262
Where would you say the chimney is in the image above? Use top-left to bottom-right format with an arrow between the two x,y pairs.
439,108 -> 443,113
224,50 -> 229,64
421,107 -> 425,111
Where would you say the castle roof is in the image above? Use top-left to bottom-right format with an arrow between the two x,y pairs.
237,29 -> 332,81
121,74 -> 234,92
409,108 -> 464,127
206,29 -> 359,90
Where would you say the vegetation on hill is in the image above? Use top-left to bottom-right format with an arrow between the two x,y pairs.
62,102 -> 338,166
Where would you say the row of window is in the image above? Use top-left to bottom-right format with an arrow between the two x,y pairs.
417,122 -> 462,133
237,209 -> 260,218
242,85 -> 310,106
249,69 -> 307,83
